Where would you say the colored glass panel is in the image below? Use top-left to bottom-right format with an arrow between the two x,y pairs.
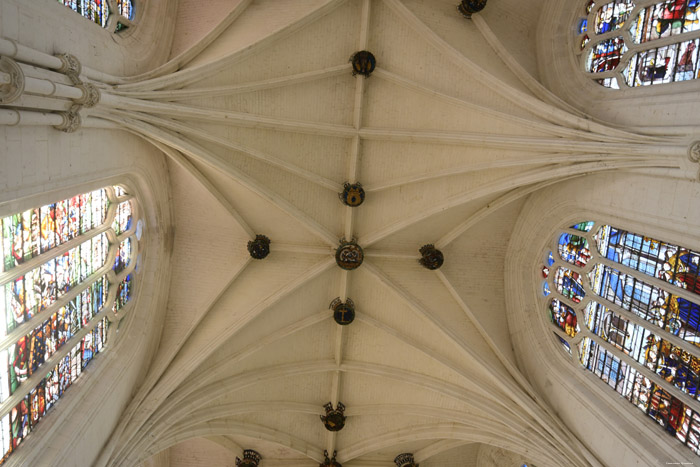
116,0 -> 134,20
649,338 -> 700,398
0,317 -> 109,461
572,221 -> 595,232
543,281 -> 552,297
6,277 -> 107,397
0,190 -> 107,273
588,1 -> 597,14
549,298 -> 580,336
588,263 -> 685,335
554,267 -> 586,303
631,0 -> 700,44
114,237 -> 132,274
0,414 -> 8,464
559,233 -> 592,267
597,77 -> 620,88
547,251 -> 555,266
582,34 -> 591,49
553,220 -> 700,457
112,201 -> 132,236
10,395 -> 29,450
3,234 -> 108,335
594,0 -> 635,34
0,185 -> 138,464
113,275 -> 132,313
58,0 -> 110,28
596,225 -> 700,296
587,37 -> 627,72
555,333 -> 572,355
577,351 -> 700,453
582,300 -> 700,400
625,38 -> 700,86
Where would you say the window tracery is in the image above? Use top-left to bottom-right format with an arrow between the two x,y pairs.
57,0 -> 135,32
544,221 -> 700,455
576,0 -> 700,88
0,185 -> 141,463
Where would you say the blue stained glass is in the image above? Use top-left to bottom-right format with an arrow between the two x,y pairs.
559,233 -> 592,267
554,267 -> 586,303
571,221 -> 595,232
543,281 -> 551,297
594,0 -> 636,34
595,225 -> 700,297
554,333 -> 572,355
554,221 -> 700,457
580,18 -> 589,33
114,237 -> 132,274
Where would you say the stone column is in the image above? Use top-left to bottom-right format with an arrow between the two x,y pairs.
0,37 -> 102,132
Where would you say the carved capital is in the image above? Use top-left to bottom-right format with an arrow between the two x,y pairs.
55,53 -> 82,83
75,83 -> 100,107
0,56 -> 25,104
54,105 -> 82,133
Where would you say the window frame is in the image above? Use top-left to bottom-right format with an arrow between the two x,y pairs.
0,180 -> 142,463
542,216 -> 700,456
576,0 -> 700,90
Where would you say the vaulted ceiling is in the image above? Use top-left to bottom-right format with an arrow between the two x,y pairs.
77,1 -> 692,465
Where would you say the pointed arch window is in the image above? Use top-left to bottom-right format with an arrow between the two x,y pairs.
543,221 -> 700,456
0,185 -> 142,463
576,0 -> 700,88
57,0 -> 135,32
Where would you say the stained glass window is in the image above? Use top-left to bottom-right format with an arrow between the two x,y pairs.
594,0 -> 636,34
57,0 -> 135,32
631,0 -> 700,44
117,0 -> 134,20
578,0 -> 700,88
554,267 -> 586,303
558,233 -> 592,267
0,185 -> 141,464
543,281 -> 552,297
549,298 -> 580,337
595,225 -> 700,295
545,221 -> 700,456
586,37 -> 628,72
555,333 -> 573,355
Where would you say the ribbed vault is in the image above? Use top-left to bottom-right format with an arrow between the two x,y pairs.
58,0 -> 695,465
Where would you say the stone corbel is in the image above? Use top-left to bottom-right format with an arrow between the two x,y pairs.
54,53 -> 82,84
75,83 -> 101,107
54,104 -> 82,133
54,54 -> 101,108
0,56 -> 24,105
